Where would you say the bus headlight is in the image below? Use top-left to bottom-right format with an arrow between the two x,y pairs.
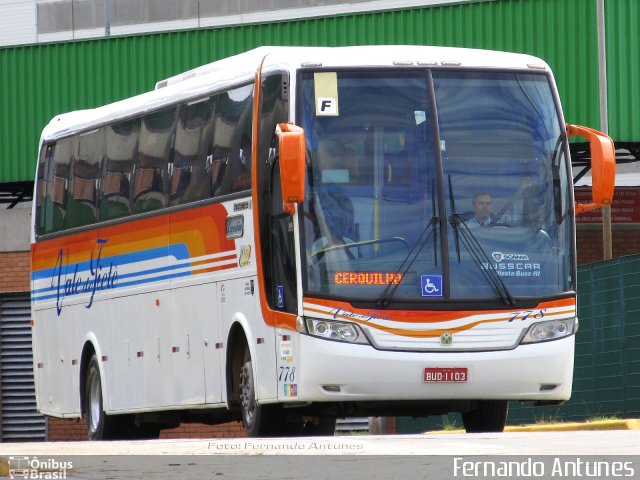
305,318 -> 370,345
521,318 -> 575,344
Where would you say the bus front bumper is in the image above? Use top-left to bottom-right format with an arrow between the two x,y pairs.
291,334 -> 574,403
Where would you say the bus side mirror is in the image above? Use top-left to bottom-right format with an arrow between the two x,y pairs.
567,125 -> 616,214
276,123 -> 306,215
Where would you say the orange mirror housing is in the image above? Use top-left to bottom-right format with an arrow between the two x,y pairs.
567,125 -> 616,214
276,122 -> 306,215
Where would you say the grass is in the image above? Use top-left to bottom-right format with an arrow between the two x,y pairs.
438,415 -> 462,431
531,413 -> 622,425
586,415 -> 621,422
533,414 -> 565,425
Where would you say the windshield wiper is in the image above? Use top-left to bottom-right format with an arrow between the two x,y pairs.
375,217 -> 438,308
448,176 -> 461,263
448,175 -> 515,306
449,213 -> 516,306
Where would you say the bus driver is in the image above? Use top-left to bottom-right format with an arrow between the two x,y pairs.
466,192 -> 494,228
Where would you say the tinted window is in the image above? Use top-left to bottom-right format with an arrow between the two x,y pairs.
212,84 -> 253,196
100,119 -> 139,221
38,84 -> 253,233
66,128 -> 103,228
41,136 -> 75,234
35,144 -> 52,235
134,107 -> 177,213
434,71 -> 572,298
300,71 -> 438,300
257,74 -> 294,311
171,97 -> 215,205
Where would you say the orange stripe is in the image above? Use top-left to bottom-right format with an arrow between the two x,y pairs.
31,203 -> 235,270
305,306 -> 507,338
305,299 -> 575,338
190,254 -> 237,268
303,296 -> 575,324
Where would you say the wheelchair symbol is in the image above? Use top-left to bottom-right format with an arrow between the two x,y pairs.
424,279 -> 439,294
421,275 -> 442,297
276,285 -> 285,308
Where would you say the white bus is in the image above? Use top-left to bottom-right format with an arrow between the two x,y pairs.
31,46 -> 615,439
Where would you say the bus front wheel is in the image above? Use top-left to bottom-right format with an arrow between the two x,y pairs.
85,355 -> 122,440
239,348 -> 282,437
462,400 -> 509,433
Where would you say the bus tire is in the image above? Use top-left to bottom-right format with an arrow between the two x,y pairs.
462,400 -> 509,433
85,355 -> 122,440
239,348 -> 281,437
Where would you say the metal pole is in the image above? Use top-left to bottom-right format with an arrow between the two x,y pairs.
597,0 -> 612,260
71,0 -> 75,40
105,0 -> 111,37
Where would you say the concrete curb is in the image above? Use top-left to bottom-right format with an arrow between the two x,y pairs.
0,457 -> 9,477
425,419 -> 640,434
506,419 -> 640,432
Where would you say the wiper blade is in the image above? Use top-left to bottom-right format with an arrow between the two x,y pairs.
375,217 -> 437,308
450,213 -> 516,306
448,175 -> 461,263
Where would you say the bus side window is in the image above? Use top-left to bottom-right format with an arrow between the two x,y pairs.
35,144 -> 53,236
41,137 -> 74,234
100,119 -> 139,221
66,128 -> 103,229
134,107 -> 176,214
257,73 -> 295,312
213,84 -> 253,197
171,96 -> 215,205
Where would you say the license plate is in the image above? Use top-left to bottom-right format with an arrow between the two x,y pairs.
424,367 -> 468,383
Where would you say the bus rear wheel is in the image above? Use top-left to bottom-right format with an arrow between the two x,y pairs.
462,400 -> 509,433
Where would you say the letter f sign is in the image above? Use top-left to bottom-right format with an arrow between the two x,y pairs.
317,97 -> 338,116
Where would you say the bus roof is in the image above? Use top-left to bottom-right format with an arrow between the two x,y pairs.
40,45 -> 550,142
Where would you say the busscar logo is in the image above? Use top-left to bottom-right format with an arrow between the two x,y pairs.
492,252 -> 530,263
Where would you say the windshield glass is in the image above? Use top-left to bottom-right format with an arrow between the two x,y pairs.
434,71 -> 572,299
299,69 -> 573,305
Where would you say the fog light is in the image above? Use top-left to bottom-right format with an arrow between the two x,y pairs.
521,318 -> 575,344
322,385 -> 341,392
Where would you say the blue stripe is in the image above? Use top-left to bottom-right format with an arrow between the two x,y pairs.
31,261 -> 186,295
31,270 -> 195,302
31,243 -> 190,282
31,245 -> 236,303
31,243 -> 193,302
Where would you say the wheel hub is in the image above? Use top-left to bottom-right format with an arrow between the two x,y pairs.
239,362 -> 256,426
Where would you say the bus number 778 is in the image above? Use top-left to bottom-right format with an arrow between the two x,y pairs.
507,309 -> 546,322
279,366 -> 296,382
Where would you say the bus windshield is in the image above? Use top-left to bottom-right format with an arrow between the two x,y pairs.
300,69 -> 573,305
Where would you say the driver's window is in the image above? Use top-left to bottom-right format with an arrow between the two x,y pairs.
269,161 -> 298,312
257,72 -> 296,312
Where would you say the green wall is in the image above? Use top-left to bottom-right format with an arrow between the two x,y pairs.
606,0 -> 640,142
397,253 -> 640,433
0,0 -> 604,183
